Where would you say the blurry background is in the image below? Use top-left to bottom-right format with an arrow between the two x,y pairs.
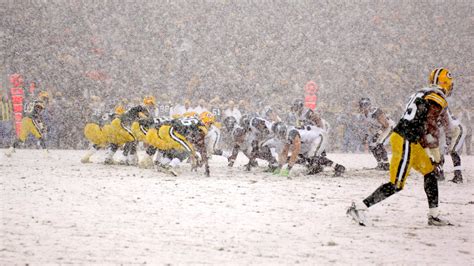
1,0 -> 472,150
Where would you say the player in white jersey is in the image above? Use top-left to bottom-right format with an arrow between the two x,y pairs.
226,115 -> 278,171
269,122 -> 346,177
358,98 -> 395,170
439,107 -> 466,183
204,121 -> 222,157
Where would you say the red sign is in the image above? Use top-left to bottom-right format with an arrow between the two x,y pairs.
304,80 -> 318,110
10,74 -> 25,137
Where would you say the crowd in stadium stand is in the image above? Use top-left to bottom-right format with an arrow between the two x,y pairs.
1,1 -> 472,152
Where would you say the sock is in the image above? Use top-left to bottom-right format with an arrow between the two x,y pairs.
363,182 -> 397,208
424,172 -> 439,209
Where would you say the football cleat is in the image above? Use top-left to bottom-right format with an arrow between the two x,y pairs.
449,170 -> 463,184
138,155 -> 154,169
4,147 -> 15,157
428,215 -> 453,226
375,162 -> 390,171
346,202 -> 367,226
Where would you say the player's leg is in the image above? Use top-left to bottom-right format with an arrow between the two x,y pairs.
370,143 -> 390,170
81,144 -> 102,163
139,145 -> 157,168
350,133 -> 411,213
5,117 -> 34,156
244,140 -> 259,171
257,144 -> 278,171
306,136 -> 345,176
347,133 -> 411,225
411,143 -> 452,226
104,143 -> 119,164
82,123 -> 106,163
465,132 -> 471,155
126,141 -> 138,165
450,151 -> 462,183
306,136 -> 326,174
449,124 -> 465,183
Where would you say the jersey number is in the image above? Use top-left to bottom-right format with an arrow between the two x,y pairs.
402,92 -> 423,121
179,117 -> 199,126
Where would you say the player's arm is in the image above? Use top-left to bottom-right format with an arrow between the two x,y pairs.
374,109 -> 393,145
421,98 -> 446,165
246,140 -> 259,170
227,128 -> 245,167
288,134 -> 301,169
438,109 -> 449,130
375,109 -> 390,129
278,143 -> 290,168
196,131 -> 210,176
421,97 -> 446,149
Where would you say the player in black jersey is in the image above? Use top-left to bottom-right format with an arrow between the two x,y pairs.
348,68 -> 454,226
5,91 -> 49,157
105,97 -> 154,165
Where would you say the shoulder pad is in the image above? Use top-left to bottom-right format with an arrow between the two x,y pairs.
424,92 -> 448,109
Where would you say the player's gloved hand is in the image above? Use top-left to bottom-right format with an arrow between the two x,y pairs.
279,168 -> 290,177
425,147 -> 444,180
425,147 -> 441,164
279,165 -> 292,177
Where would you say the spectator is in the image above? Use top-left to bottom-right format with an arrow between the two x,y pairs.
170,99 -> 193,117
0,93 -> 14,148
224,100 -> 242,121
194,99 -> 208,114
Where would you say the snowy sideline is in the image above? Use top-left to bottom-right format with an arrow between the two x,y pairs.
1,149 -> 473,264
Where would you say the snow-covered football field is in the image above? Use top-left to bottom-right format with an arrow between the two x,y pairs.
1,149 -> 473,264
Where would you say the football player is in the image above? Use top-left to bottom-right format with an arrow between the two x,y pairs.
347,68 -> 454,226
270,122 -> 346,177
81,105 -> 125,163
141,116 -> 210,176
5,91 -> 49,157
227,115 -> 279,171
358,97 -> 395,170
200,111 -> 223,157
290,99 -> 325,129
105,96 -> 154,165
439,107 -> 466,183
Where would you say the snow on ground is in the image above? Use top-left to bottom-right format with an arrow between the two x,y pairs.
1,149 -> 473,264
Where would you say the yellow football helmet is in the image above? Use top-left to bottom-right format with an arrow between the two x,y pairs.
429,68 -> 453,96
143,96 -> 156,106
38,91 -> 49,103
200,111 -> 216,127
114,105 -> 125,115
